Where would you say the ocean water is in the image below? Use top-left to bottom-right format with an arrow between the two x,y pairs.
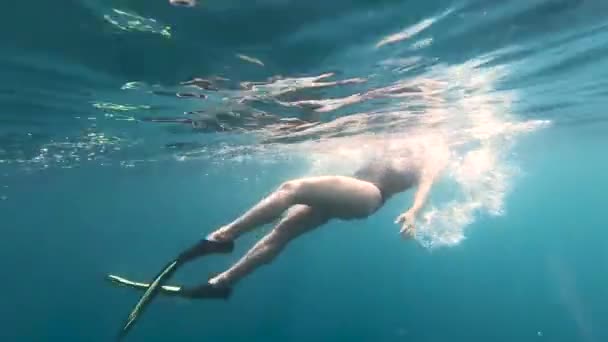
1,0 -> 607,341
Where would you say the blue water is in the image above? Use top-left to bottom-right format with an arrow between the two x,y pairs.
2,0 -> 607,341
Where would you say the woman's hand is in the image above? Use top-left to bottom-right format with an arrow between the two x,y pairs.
395,210 -> 417,239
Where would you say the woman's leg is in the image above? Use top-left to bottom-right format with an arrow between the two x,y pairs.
208,176 -> 383,242
208,205 -> 329,288
176,176 -> 382,267
109,206 -> 330,298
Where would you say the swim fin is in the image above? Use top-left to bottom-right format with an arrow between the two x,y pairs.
107,274 -> 232,299
180,283 -> 232,300
107,274 -> 231,299
117,259 -> 180,340
115,239 -> 234,340
107,274 -> 182,294
177,238 -> 234,263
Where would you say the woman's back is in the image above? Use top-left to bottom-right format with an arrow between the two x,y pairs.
353,156 -> 421,200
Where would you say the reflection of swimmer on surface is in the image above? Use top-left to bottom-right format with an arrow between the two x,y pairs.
109,144 -> 444,337
275,78 -> 445,113
241,72 -> 366,93
141,109 -> 314,134
143,72 -> 367,131
142,76 -> 444,149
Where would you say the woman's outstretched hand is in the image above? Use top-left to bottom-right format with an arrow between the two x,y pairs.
395,210 -> 417,239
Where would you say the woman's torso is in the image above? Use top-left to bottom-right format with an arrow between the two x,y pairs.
353,157 -> 420,201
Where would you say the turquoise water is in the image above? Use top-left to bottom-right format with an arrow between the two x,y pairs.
2,0 -> 607,341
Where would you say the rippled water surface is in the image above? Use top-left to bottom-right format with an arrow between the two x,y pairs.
1,1 -> 607,341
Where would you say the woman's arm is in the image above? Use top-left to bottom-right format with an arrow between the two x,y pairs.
395,162 -> 442,239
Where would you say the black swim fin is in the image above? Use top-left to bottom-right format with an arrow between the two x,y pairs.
177,238 -> 234,263
181,283 -> 232,300
115,239 -> 234,340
